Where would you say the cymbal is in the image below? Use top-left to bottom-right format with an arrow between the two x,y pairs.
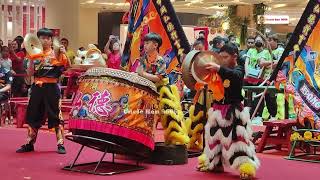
182,50 -> 222,89
181,50 -> 200,90
192,51 -> 221,84
24,33 -> 43,57
52,37 -> 61,55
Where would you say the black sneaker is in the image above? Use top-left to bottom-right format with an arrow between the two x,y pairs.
57,144 -> 66,154
16,144 -> 34,153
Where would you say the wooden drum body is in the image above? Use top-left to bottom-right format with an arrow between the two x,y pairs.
68,67 -> 159,157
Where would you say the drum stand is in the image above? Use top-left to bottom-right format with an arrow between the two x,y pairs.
63,134 -> 145,175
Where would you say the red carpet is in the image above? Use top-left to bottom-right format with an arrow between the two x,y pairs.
0,127 -> 319,180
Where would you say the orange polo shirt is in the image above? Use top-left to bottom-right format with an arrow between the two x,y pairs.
28,49 -> 68,85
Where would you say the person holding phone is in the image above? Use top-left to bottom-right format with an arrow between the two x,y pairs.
104,35 -> 122,70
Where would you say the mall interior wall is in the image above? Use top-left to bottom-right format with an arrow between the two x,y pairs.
45,0 -> 79,51
45,0 -> 98,51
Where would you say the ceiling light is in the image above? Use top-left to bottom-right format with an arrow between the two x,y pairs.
114,3 -> 130,6
273,4 -> 287,8
222,21 -> 230,30
86,0 -> 96,3
206,5 -> 227,10
97,2 -> 114,5
265,27 -> 271,33
186,0 -> 203,3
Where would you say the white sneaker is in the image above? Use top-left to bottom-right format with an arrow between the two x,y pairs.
251,116 -> 263,126
269,116 -> 277,121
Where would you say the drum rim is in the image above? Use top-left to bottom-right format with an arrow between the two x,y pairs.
191,61 -> 207,85
84,67 -> 158,94
182,50 -> 200,90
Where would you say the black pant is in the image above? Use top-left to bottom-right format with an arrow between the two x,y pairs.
244,82 -> 277,118
26,83 -> 62,129
251,92 -> 277,117
0,92 -> 9,101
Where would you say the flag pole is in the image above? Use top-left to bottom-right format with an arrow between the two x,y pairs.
246,27 -> 274,120
250,82 -> 272,120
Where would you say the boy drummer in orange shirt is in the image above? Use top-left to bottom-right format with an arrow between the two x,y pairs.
16,28 -> 68,154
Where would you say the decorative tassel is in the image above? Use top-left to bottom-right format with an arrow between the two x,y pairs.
239,162 -> 256,179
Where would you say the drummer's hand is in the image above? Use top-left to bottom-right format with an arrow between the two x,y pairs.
205,62 -> 220,72
137,66 -> 144,76
138,70 -> 146,77
272,60 -> 278,69
11,70 -> 16,75
59,45 -> 66,54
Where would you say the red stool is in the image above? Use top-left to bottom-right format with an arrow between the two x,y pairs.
16,102 -> 28,128
62,70 -> 82,99
0,99 -> 11,126
257,119 -> 298,154
10,97 -> 28,121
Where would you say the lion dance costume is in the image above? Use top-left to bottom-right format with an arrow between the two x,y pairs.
159,81 -> 189,145
197,65 -> 260,179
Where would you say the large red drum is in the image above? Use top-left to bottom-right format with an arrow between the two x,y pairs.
68,67 -> 159,157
